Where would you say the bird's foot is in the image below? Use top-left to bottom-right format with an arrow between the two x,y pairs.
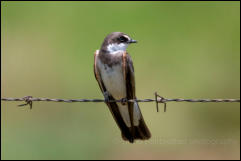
103,91 -> 110,103
121,97 -> 128,105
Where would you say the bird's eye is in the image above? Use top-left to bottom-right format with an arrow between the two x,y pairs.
118,36 -> 128,42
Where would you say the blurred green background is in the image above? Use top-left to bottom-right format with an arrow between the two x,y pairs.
1,1 -> 240,160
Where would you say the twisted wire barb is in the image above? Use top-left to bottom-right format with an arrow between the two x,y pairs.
1,94 -> 240,112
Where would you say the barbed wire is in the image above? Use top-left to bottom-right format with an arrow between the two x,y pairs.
1,93 -> 240,112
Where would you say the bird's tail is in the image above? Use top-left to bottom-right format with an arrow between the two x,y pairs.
121,102 -> 151,143
107,97 -> 151,143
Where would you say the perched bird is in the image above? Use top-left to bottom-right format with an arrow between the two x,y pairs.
94,32 -> 151,143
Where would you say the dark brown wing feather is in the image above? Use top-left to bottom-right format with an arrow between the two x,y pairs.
123,52 -> 151,141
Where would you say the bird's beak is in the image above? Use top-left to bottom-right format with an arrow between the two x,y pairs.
129,39 -> 137,43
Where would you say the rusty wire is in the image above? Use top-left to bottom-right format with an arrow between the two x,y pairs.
1,93 -> 240,112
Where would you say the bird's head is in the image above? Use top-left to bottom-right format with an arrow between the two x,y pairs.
101,32 -> 137,53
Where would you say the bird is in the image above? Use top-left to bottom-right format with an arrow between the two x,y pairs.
94,32 -> 151,143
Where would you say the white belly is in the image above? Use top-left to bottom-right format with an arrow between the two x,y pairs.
99,63 -> 126,100
96,51 -> 139,127
99,63 -> 131,127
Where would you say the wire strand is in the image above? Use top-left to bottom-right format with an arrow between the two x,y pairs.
1,94 -> 240,111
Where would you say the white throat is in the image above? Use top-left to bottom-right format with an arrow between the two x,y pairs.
107,43 -> 128,54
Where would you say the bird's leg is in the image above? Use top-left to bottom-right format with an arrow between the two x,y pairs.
103,91 -> 110,103
121,97 -> 128,105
